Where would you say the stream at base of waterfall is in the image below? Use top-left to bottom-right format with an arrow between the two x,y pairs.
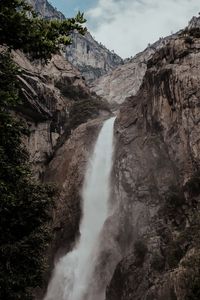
44,117 -> 116,300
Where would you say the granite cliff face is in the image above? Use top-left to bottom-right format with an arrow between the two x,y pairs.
27,0 -> 65,19
65,31 -> 123,83
12,49 -> 111,299
14,50 -> 110,178
12,4 -> 200,298
188,15 -> 200,29
92,17 -> 200,107
91,35 -> 176,106
103,26 -> 200,300
28,0 -> 123,84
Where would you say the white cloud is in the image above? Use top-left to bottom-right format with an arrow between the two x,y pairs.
86,0 -> 199,58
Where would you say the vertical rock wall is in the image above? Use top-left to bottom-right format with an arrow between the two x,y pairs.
105,30 -> 200,300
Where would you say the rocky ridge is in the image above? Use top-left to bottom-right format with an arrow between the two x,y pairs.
14,50 -> 110,178
12,49 -> 111,299
28,0 -> 123,83
102,23 -> 200,300
27,0 -> 65,19
13,3 -> 200,299
65,31 -> 123,83
91,34 -> 177,106
91,16 -> 200,107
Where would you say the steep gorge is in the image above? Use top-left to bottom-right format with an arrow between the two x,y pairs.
5,2 -> 200,299
38,21 -> 200,300
105,25 -> 200,300
9,48 -> 112,300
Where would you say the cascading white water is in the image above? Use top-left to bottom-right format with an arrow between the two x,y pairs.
44,117 -> 116,300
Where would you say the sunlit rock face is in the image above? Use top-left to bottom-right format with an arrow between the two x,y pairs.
28,0 -> 123,84
105,28 -> 200,300
27,0 -> 65,19
91,35 -> 176,106
13,49 -> 110,180
91,17 -> 200,107
65,32 -> 123,84
13,49 -> 111,299
188,15 -> 200,29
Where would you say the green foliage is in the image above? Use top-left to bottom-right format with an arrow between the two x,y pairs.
184,171 -> 200,197
182,251 -> 200,300
161,185 -> 186,228
0,2 -> 86,298
69,98 -> 110,130
165,240 -> 183,268
134,240 -> 148,266
0,51 -> 20,107
0,0 -> 86,61
187,28 -> 200,39
184,36 -> 194,45
55,81 -> 90,101
0,51 -> 57,299
165,185 -> 185,208
151,252 -> 165,272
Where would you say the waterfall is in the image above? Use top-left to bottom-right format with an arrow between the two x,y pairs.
44,117 -> 116,300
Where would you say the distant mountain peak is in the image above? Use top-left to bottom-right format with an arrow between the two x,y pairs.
27,0 -> 65,20
188,15 -> 200,29
27,0 -> 123,82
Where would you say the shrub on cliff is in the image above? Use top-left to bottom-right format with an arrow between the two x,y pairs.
182,251 -> 200,300
69,98 -> 110,130
184,171 -> 200,197
0,50 -> 58,299
134,240 -> 148,266
0,1 -> 86,298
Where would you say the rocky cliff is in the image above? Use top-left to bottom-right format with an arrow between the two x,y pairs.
92,16 -> 200,107
28,0 -> 123,83
12,49 -> 111,299
29,16 -> 200,300
27,0 -> 65,19
12,4 -> 200,299
103,24 -> 200,300
65,31 -> 123,83
91,35 -> 176,106
14,50 -> 110,179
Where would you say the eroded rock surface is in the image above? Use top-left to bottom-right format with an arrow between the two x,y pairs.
27,0 -> 65,19
44,117 -> 104,261
65,32 -> 123,83
91,36 -> 176,106
105,29 -> 200,300
14,50 -> 109,177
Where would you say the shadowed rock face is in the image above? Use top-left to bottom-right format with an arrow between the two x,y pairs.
13,50 -> 111,299
104,31 -> 200,300
13,50 -> 92,178
13,50 -> 111,179
43,118 -> 103,264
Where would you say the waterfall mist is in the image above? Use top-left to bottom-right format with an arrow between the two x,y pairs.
44,117 -> 116,300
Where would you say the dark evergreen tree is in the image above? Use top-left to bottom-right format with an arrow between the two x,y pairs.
0,1 -> 86,299
0,0 -> 86,61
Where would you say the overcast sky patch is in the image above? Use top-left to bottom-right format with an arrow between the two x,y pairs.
86,0 -> 199,58
50,0 -> 199,59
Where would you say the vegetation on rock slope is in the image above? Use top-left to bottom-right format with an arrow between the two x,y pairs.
0,0 -> 86,62
0,1 -> 86,298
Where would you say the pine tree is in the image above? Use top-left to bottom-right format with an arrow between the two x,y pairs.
0,1 -> 86,299
0,0 -> 86,61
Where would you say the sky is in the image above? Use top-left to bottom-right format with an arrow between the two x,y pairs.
50,0 -> 199,58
